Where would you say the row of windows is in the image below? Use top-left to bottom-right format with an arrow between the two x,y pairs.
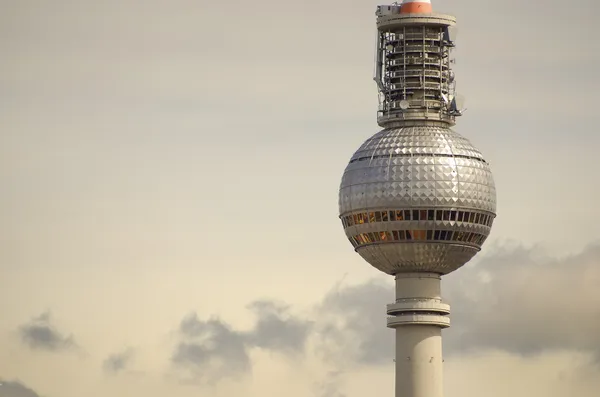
341,209 -> 493,229
349,229 -> 487,248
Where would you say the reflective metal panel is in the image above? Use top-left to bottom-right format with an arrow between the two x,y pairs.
338,125 -> 496,275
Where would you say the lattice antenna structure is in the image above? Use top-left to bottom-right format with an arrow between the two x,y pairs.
373,3 -> 463,127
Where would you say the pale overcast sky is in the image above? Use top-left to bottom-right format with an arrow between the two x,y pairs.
1,0 -> 599,396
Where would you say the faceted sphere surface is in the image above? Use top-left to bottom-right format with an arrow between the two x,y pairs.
338,126 -> 496,275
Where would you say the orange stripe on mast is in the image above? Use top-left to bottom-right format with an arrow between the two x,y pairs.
400,1 -> 433,14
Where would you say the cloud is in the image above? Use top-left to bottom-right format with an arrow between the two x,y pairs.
171,301 -> 312,384
103,348 -> 134,375
315,280 -> 393,366
169,242 -> 600,386
0,379 -> 41,397
172,314 -> 250,384
445,243 -> 600,359
245,300 -> 312,353
18,311 -> 76,352
314,242 -> 600,365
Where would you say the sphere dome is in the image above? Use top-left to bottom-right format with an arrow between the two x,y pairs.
338,125 -> 496,275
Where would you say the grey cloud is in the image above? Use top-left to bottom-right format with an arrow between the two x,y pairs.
0,379 -> 41,397
103,348 -> 134,375
315,243 -> 600,365
19,311 -> 75,352
316,280 -> 394,366
172,314 -> 250,384
171,303 -> 311,383
171,242 -> 600,384
444,243 -> 600,358
245,300 -> 312,353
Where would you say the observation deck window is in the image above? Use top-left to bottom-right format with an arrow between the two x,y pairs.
349,229 -> 487,248
342,209 -> 494,229
414,230 -> 427,240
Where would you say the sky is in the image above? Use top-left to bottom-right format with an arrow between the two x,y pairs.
1,0 -> 599,396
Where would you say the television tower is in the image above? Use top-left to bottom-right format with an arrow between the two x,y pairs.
338,2 -> 496,397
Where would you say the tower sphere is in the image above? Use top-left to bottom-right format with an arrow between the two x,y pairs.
338,124 -> 496,275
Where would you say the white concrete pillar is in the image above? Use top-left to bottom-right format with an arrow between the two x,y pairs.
387,273 -> 449,397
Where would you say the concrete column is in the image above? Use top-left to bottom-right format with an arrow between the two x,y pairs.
387,273 -> 449,397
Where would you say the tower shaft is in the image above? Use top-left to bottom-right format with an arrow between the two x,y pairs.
387,273 -> 449,397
